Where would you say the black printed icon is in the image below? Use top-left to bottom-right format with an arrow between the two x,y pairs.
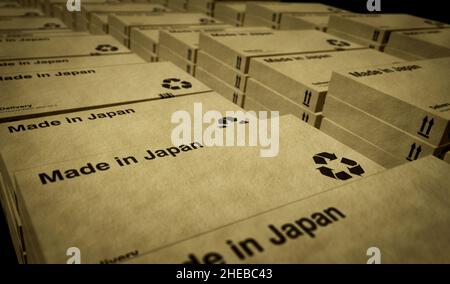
417,116 -> 434,138
313,152 -> 365,180
326,39 -> 351,47
161,78 -> 192,90
303,90 -> 312,107
43,23 -> 61,29
95,44 -> 119,52
24,12 -> 40,16
302,113 -> 309,123
159,93 -> 174,99
406,143 -> 422,161
199,18 -> 216,24
218,116 -> 248,128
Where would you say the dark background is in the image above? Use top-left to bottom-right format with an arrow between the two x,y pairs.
0,0 -> 448,265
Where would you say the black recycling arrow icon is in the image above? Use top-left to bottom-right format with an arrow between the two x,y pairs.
303,90 -> 312,107
161,78 -> 192,90
326,39 -> 351,47
417,116 -> 434,138
406,143 -> 422,161
313,153 -> 364,180
95,44 -> 119,52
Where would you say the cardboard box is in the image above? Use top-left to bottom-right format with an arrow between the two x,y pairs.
328,58 -> 450,147
160,26 -> 267,64
0,35 -> 130,61
279,14 -> 330,31
131,27 -> 161,53
7,108 -> 382,263
90,13 -> 109,34
245,2 -> 342,29
0,8 -> 43,16
130,40 -> 157,62
328,14 -> 449,45
242,13 -> 273,28
159,44 -> 196,76
214,2 -> 245,23
323,95 -> 450,162
195,66 -> 244,106
126,156 -> 450,263
242,95 -> 271,113
320,118 -> 405,168
109,26 -> 130,47
0,61 -> 211,122
383,46 -> 424,61
249,49 -> 402,113
167,0 -> 188,11
109,12 -> 222,39
327,28 -> 385,50
245,78 -> 322,128
199,30 -> 364,75
386,29 -> 450,59
0,17 -> 68,32
0,54 -> 145,73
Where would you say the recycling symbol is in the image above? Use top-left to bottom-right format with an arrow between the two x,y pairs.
161,78 -> 192,90
43,23 -> 61,29
313,152 -> 365,180
327,39 -> 351,47
95,44 -> 119,52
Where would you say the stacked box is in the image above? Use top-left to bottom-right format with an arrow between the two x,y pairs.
126,156 -> 450,263
384,29 -> 450,60
108,12 -> 222,48
167,0 -> 188,12
67,2 -> 170,32
244,2 -> 343,29
0,97 -> 384,262
159,26 -> 274,76
214,1 -> 246,26
322,58 -> 450,167
197,29 -> 363,108
245,49 -> 403,166
0,7 -> 43,16
328,14 -> 450,51
279,13 -> 330,32
0,17 -> 68,32
0,62 -> 213,263
0,34 -> 131,61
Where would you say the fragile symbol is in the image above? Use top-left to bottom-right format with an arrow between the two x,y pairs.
303,90 -> 312,107
95,44 -> 119,52
313,152 -> 365,180
326,39 -> 351,47
161,78 -> 192,90
406,143 -> 422,161
417,116 -> 434,138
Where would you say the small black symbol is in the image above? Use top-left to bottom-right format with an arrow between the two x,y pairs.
234,75 -> 241,88
417,116 -> 434,138
218,116 -> 248,128
199,18 -> 215,24
236,56 -> 242,69
95,44 -> 119,52
302,113 -> 309,123
303,90 -> 312,107
161,78 -> 192,90
313,152 -> 365,180
406,143 -> 422,161
232,93 -> 239,104
43,23 -> 61,29
327,39 -> 351,47
159,93 -> 174,99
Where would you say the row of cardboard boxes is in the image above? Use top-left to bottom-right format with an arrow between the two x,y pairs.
1,2 -> 450,263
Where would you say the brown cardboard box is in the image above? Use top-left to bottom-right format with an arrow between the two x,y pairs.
323,95 -> 450,162
249,49 -> 402,113
0,53 -> 145,73
327,58 -> 450,147
320,118 -> 405,168
0,8 -> 43,16
383,46 -> 423,61
126,156 -> 450,263
327,28 -> 385,50
0,62 -> 211,122
328,14 -> 449,45
245,2 -> 342,29
199,30 -> 363,75
0,35 -> 130,61
214,2 -> 246,26
90,13 -> 109,34
130,40 -> 157,62
0,17 -> 68,32
385,29 -> 450,60
195,66 -> 244,106
279,14 -> 330,31
7,107 -> 382,263
245,78 -> 323,128
159,44 -> 196,76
